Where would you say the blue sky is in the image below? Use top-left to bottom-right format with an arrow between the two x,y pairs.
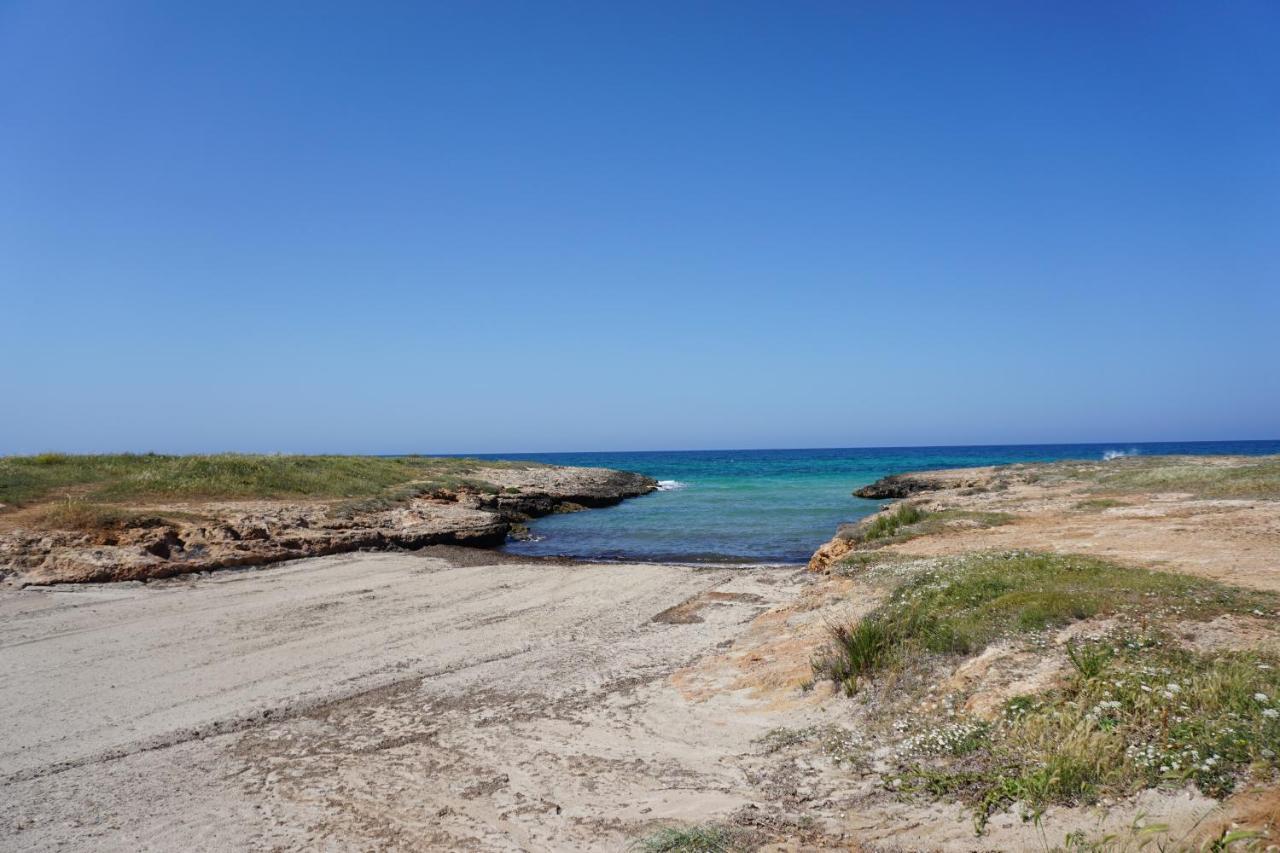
2,1 -> 1277,454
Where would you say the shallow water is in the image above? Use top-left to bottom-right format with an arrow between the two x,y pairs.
484,441 -> 1280,564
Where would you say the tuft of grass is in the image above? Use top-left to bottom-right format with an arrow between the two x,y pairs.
856,503 -> 927,542
842,505 -> 1015,550
819,612 -> 922,693
631,825 -> 750,852
0,453 -> 536,508
1075,498 -> 1127,511
815,551 -> 1276,694
1065,639 -> 1113,678
1057,820 -> 1267,852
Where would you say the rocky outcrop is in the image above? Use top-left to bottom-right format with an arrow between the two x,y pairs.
853,467 -> 1000,499
1,465 -> 657,585
807,534 -> 857,573
853,473 -> 949,499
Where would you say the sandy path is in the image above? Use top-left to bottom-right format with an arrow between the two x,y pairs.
1,551 -> 719,778
0,549 -> 841,851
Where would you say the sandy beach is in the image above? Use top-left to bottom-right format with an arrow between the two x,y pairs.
1,547 -> 838,850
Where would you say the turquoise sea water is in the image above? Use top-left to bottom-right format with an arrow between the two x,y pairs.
484,441 -> 1280,565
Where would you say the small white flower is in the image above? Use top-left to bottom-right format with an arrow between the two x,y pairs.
1254,693 -> 1269,703
1264,708 -> 1279,719
1166,683 -> 1181,693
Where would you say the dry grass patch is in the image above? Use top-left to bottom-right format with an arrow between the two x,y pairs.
1089,456 -> 1280,500
1075,497 -> 1128,511
1024,455 -> 1280,501
29,500 -> 166,533
0,453 -> 534,508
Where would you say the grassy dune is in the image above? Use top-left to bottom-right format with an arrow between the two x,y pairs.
1024,455 -> 1280,500
0,453 -> 537,507
1090,455 -> 1280,498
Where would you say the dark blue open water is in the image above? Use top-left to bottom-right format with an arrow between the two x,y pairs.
480,441 -> 1280,565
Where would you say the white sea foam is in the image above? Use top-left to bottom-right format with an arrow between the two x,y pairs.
1102,448 -> 1142,461
656,480 -> 688,491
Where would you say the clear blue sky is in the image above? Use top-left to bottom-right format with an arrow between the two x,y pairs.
3,2 -> 1277,454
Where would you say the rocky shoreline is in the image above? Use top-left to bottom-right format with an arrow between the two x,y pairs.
0,465 -> 656,585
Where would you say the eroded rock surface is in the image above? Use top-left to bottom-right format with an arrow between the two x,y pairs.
0,466 -> 655,584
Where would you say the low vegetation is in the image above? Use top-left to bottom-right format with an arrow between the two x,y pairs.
1088,456 -> 1280,500
855,502 -> 927,542
845,504 -> 1014,547
816,552 -> 1271,694
632,824 -> 751,852
894,631 -> 1280,832
814,551 -> 1280,833
1027,456 -> 1280,501
27,499 -> 170,533
1074,497 -> 1127,511
0,453 -> 533,508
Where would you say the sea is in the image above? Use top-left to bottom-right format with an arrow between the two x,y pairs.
479,441 -> 1280,565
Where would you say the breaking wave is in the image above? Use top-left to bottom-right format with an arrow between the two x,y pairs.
656,480 -> 688,491
1102,448 -> 1141,461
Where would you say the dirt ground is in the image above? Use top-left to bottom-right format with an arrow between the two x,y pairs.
881,473 -> 1280,593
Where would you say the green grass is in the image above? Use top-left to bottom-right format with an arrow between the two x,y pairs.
897,631 -> 1280,831
856,503 -> 928,542
0,453 -> 535,507
820,551 -> 1280,832
631,825 -> 751,852
843,504 -> 1014,549
1074,498 -> 1127,511
815,552 -> 1276,695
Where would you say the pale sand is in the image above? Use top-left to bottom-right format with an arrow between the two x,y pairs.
0,550 -> 844,850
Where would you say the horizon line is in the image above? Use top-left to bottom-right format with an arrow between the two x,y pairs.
6,437 -> 1279,459
436,437 -> 1280,457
